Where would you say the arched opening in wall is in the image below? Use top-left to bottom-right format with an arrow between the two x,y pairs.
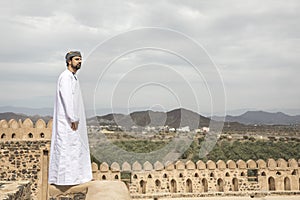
40,133 -> 45,138
155,179 -> 161,188
210,172 -> 214,178
217,178 -> 224,192
11,133 -> 16,139
284,177 -> 291,191
148,174 -> 152,179
170,179 -> 177,193
240,172 -> 245,176
225,172 -> 230,177
276,171 -> 281,176
139,180 -> 146,194
28,133 -> 33,138
232,178 -> 239,191
186,179 -> 193,193
179,173 -> 183,178
1,133 -> 6,139
115,175 -> 119,180
292,170 -> 297,175
133,174 -> 138,179
163,173 -> 168,178
102,175 -> 106,180
261,172 -> 266,176
202,178 -> 208,192
195,173 -> 199,177
268,177 -> 275,191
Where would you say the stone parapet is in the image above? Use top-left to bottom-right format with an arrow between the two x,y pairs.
0,118 -> 52,140
93,158 -> 300,195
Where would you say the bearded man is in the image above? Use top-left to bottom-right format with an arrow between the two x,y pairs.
49,51 -> 92,185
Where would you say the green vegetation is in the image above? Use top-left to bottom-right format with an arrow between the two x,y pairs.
190,138 -> 300,162
110,138 -> 300,162
113,140 -> 168,153
90,153 -> 101,164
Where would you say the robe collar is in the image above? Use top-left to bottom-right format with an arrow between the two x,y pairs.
72,72 -> 77,80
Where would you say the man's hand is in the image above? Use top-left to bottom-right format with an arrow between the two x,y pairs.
71,121 -> 79,131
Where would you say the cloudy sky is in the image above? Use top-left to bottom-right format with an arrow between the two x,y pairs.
0,0 -> 299,116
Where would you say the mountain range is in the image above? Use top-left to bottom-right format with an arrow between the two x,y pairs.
89,108 -> 211,129
0,107 -> 299,126
221,111 -> 300,125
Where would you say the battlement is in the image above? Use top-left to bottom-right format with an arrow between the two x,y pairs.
92,158 -> 300,173
0,118 -> 52,140
93,158 -> 300,197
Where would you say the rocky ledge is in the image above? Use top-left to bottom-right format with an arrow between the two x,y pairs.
0,181 -> 31,200
48,180 -> 131,200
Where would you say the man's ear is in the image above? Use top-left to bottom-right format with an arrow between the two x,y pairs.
68,59 -> 72,66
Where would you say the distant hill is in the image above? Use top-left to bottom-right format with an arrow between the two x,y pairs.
165,108 -> 210,128
223,111 -> 300,125
0,112 -> 52,123
89,108 -> 212,129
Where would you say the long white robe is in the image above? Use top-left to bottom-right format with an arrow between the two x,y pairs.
49,69 -> 92,185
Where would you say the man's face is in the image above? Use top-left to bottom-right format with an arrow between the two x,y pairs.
69,56 -> 82,70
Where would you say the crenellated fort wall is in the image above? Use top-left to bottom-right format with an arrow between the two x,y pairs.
0,118 -> 52,200
93,158 -> 300,198
0,118 -> 300,199
0,118 -> 52,140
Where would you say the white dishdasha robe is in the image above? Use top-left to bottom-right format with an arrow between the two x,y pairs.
49,69 -> 92,185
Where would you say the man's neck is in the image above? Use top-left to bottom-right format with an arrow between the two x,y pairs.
67,66 -> 77,74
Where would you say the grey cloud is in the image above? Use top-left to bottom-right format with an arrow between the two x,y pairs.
0,0 -> 299,113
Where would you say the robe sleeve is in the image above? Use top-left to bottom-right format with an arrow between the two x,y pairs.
59,74 -> 79,123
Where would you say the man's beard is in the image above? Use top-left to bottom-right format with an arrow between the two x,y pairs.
72,63 -> 81,70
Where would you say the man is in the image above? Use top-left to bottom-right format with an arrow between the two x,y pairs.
49,51 -> 92,185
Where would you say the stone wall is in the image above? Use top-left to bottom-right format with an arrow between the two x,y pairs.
0,140 -> 50,199
0,118 -> 52,140
0,118 -> 51,200
93,158 -> 300,198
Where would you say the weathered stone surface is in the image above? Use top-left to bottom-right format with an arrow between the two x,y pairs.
0,140 -> 51,200
49,180 -> 131,200
0,181 -> 31,200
